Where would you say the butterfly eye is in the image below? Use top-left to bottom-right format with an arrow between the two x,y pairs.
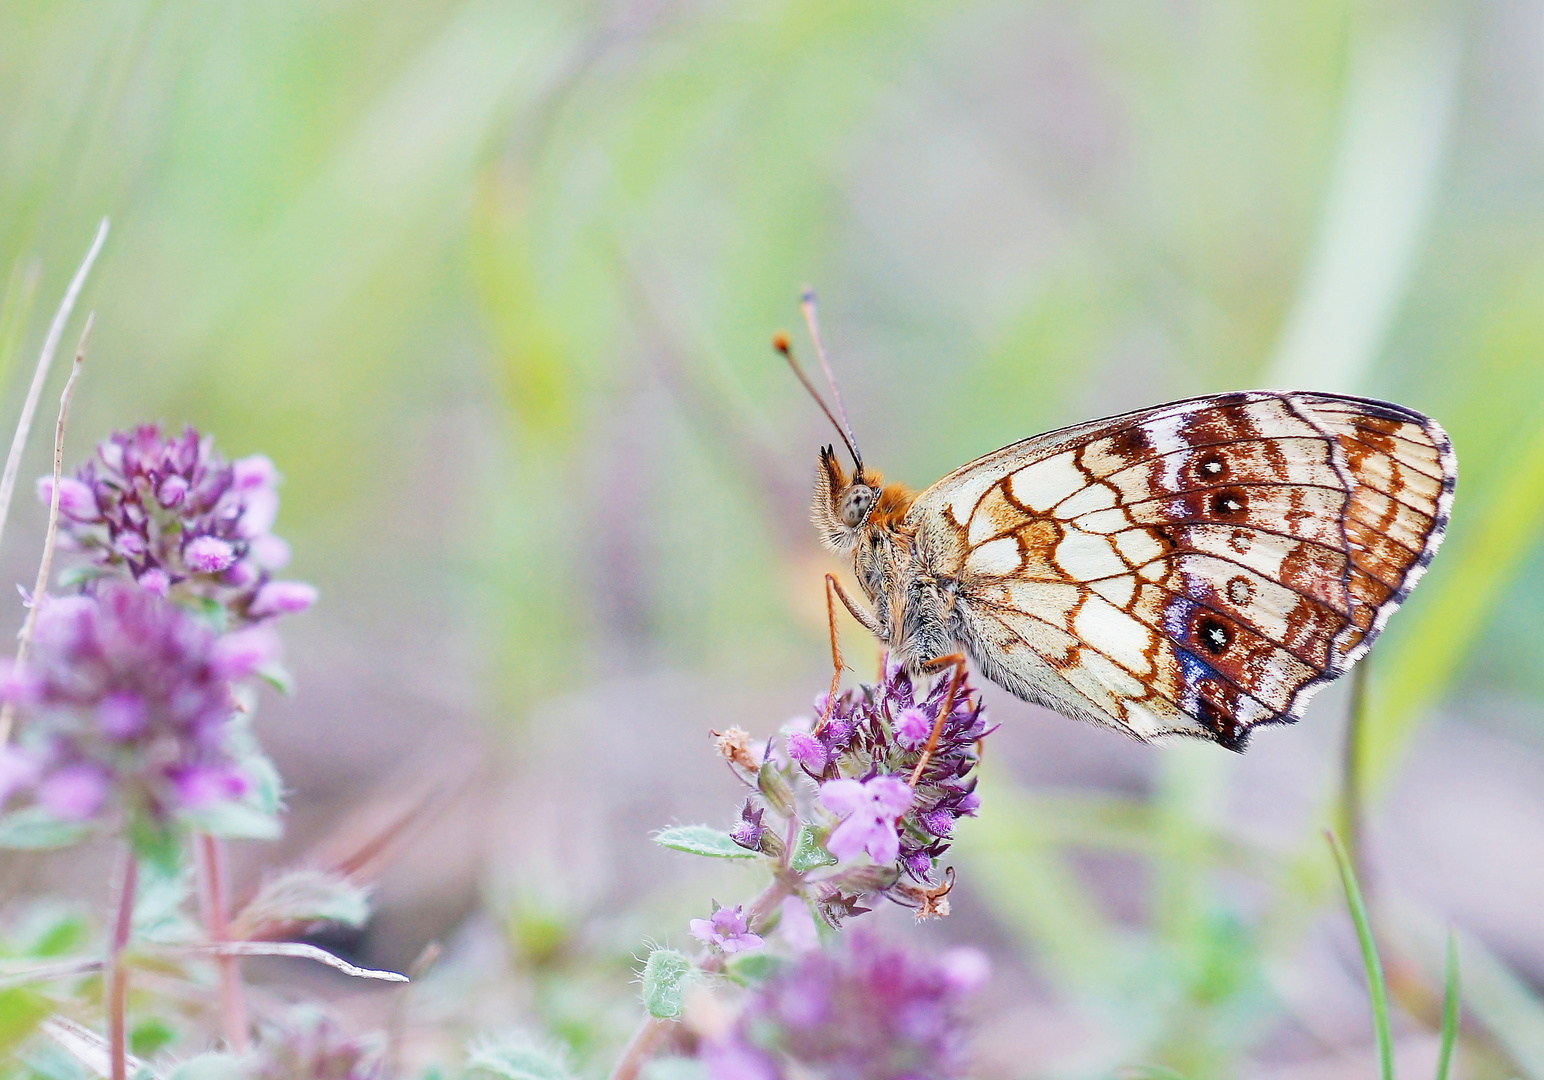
839,485 -> 876,526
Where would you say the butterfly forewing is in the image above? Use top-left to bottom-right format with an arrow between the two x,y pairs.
907,391 -> 1455,749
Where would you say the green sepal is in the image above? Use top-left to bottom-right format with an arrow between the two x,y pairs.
640,947 -> 695,1019
790,825 -> 836,872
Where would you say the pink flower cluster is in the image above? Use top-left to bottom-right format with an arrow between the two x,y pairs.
793,656 -> 990,884
0,581 -> 275,828
704,931 -> 988,1080
38,425 -> 315,626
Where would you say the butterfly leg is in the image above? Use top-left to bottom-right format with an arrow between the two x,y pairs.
907,653 -> 967,788
816,574 -> 882,734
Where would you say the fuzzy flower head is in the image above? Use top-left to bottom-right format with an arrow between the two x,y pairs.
39,425 -> 313,626
246,1006 -> 385,1080
802,656 -> 991,886
691,903 -> 764,954
704,931 -> 988,1080
0,581 -> 277,833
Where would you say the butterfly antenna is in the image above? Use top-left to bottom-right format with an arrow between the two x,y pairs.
773,331 -> 863,474
799,288 -> 863,472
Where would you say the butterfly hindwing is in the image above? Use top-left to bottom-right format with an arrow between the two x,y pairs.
907,391 -> 1455,749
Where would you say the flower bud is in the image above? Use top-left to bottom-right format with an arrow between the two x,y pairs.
894,706 -> 932,748
786,731 -> 828,773
156,474 -> 189,508
756,829 -> 786,861
249,581 -> 318,618
210,625 -> 280,679
757,761 -> 795,817
828,863 -> 900,893
185,535 -> 237,573
37,765 -> 108,821
231,454 -> 278,491
37,476 -> 100,521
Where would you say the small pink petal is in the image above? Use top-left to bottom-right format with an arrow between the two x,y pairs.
210,625 -> 280,679
97,692 -> 146,739
825,813 -> 876,862
863,820 -> 901,864
249,581 -> 317,618
867,776 -> 914,818
231,455 -> 278,491
817,778 -> 868,816
239,488 -> 278,536
0,745 -> 40,805
37,766 -> 107,821
248,533 -> 291,571
138,568 -> 170,597
939,947 -> 991,994
172,766 -> 248,810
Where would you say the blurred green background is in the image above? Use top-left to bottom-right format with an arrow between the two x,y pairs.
3,1 -> 1544,1078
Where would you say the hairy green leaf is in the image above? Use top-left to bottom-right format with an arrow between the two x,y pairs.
652,825 -> 757,859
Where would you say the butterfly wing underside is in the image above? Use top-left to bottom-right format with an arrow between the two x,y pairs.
906,391 -> 1455,749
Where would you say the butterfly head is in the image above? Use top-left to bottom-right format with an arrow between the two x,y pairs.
812,445 -> 912,553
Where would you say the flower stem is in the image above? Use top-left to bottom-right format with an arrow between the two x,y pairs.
195,832 -> 249,1051
607,1017 -> 670,1080
607,877 -> 795,1080
0,316 -> 90,747
107,847 -> 137,1080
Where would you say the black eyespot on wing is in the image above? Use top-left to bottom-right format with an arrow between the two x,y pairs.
1197,452 -> 1228,480
1210,488 -> 1247,518
1196,616 -> 1232,656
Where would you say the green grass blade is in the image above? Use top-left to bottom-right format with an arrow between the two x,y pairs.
1435,928 -> 1459,1080
1326,829 -> 1394,1080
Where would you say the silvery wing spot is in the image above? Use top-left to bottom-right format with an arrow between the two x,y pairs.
905,391 -> 1455,751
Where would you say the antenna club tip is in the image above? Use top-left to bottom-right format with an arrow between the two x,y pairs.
799,287 -> 817,305
771,330 -> 792,354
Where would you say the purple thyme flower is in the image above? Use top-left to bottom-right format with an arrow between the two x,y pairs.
704,931 -> 988,1080
893,706 -> 932,749
691,904 -> 764,954
0,581 -> 272,831
39,425 -> 314,626
786,730 -> 828,773
730,799 -> 767,851
247,1006 -> 386,1080
811,655 -> 991,885
819,776 -> 912,864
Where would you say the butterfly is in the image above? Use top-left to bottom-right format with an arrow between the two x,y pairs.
779,299 -> 1456,752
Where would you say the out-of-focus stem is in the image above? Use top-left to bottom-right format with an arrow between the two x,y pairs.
195,832 -> 249,1051
0,218 -> 106,562
0,316 -> 90,746
607,876 -> 795,1080
108,848 -> 138,1080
